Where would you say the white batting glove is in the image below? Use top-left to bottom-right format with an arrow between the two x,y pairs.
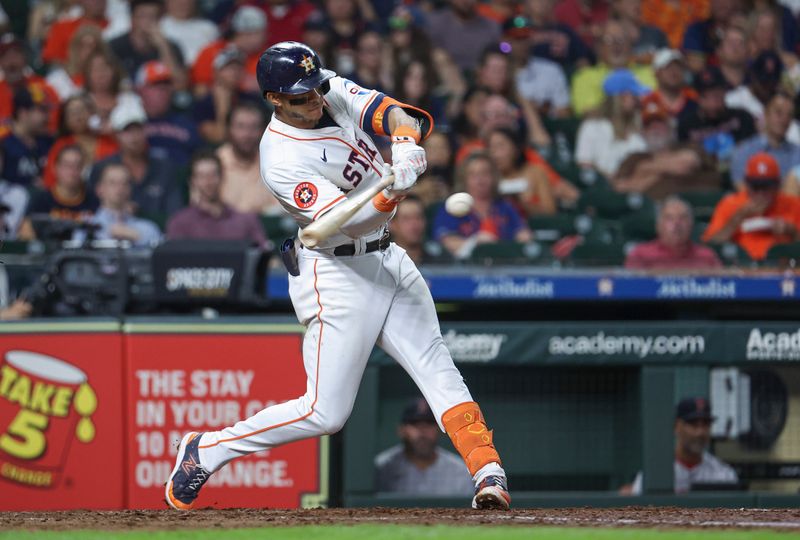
390,139 -> 427,192
381,163 -> 407,199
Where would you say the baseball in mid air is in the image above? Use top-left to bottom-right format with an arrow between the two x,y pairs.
445,192 -> 474,217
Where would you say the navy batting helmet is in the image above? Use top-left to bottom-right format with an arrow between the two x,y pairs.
257,41 -> 336,96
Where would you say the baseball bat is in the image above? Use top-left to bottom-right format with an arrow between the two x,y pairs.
298,174 -> 395,248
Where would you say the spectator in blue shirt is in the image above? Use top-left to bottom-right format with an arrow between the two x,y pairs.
681,0 -> 743,74
730,92 -> 800,187
137,60 -> 200,166
1,86 -> 53,188
77,162 -> 161,247
434,152 -> 531,259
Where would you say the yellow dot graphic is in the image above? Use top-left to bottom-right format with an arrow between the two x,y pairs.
76,417 -> 95,443
73,384 -> 97,416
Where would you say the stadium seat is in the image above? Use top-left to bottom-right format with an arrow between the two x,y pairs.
528,214 -> 577,242
712,242 -> 757,267
542,117 -> 582,155
678,190 -> 727,221
469,241 -> 547,265
764,242 -> 800,266
620,210 -> 657,242
578,187 -> 653,219
567,239 -> 626,267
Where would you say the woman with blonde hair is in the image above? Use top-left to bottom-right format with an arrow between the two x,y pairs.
575,70 -> 648,179
46,24 -> 108,100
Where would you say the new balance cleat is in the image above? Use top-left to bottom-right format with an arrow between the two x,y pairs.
165,432 -> 211,510
472,475 -> 511,510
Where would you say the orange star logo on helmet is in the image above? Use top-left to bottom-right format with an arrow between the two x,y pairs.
299,55 -> 315,74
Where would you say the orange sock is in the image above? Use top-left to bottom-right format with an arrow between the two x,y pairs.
442,401 -> 501,476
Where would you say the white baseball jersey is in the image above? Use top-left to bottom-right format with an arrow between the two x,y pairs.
259,76 -> 391,249
194,75 -> 506,499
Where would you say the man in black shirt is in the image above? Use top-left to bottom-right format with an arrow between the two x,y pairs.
678,66 -> 756,168
1,86 -> 53,188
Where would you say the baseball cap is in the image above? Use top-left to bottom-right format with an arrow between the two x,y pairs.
640,94 -> 669,125
213,45 -> 244,71
694,66 -> 727,93
652,48 -> 684,70
676,397 -> 714,422
0,33 -> 23,56
503,16 -> 534,39
110,97 -> 147,131
13,84 -> 47,112
231,6 -> 267,34
745,152 -> 781,187
603,69 -> 650,97
135,60 -> 173,87
751,50 -> 783,84
400,397 -> 437,424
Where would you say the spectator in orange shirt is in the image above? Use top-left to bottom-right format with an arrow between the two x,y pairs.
191,6 -> 267,96
43,95 -> 118,188
703,152 -> 800,260
41,0 -> 109,66
0,34 -> 60,133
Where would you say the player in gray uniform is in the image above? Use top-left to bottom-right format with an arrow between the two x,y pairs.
625,397 -> 739,494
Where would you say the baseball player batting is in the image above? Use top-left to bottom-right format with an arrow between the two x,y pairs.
166,41 -> 510,511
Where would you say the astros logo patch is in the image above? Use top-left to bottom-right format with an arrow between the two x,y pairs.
294,182 -> 318,208
299,55 -> 315,74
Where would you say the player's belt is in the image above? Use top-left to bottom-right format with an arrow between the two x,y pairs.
332,233 -> 390,256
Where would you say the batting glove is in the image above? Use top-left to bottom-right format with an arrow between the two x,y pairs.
390,134 -> 427,192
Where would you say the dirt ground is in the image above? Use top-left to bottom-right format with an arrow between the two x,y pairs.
2,507 -> 800,532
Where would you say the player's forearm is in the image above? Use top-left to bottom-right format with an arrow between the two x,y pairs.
387,107 -> 422,141
338,199 -> 393,238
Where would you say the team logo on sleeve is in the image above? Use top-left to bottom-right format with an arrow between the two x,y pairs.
294,182 -> 318,208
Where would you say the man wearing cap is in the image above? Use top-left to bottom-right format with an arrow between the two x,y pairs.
650,49 -> 697,117
571,19 -> 656,116
90,97 -> 183,218
194,46 -> 262,144
0,35 -> 60,132
191,6 -> 268,95
375,397 -> 475,495
730,92 -> 800,188
504,16 -> 571,118
109,0 -> 186,87
613,96 -> 719,198
135,60 -> 201,166
677,66 -> 756,165
1,86 -> 54,188
622,397 -> 738,495
704,152 -> 800,260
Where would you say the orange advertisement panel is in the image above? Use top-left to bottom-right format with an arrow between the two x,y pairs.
125,325 -> 327,509
0,324 -> 125,510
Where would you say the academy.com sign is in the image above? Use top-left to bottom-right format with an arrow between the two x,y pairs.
746,328 -> 800,360
549,332 -> 705,359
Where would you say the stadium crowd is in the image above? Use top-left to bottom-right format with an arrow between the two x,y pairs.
2,0 -> 800,269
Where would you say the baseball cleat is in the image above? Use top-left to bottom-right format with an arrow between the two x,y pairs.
165,432 -> 211,510
472,475 -> 511,510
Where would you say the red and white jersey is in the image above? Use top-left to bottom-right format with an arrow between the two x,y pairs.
259,76 -> 397,249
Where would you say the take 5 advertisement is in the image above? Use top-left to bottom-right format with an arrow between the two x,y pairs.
0,321 -> 327,511
0,326 -> 125,510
